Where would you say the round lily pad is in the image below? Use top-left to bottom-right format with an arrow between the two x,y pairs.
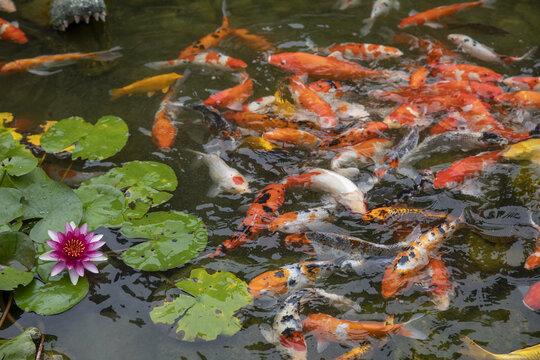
0,132 -> 38,176
0,188 -> 25,225
0,266 -> 35,291
0,327 -> 40,360
40,117 -> 91,153
75,183 -> 125,230
72,116 -> 129,160
0,232 -> 35,270
149,268 -> 253,341
120,211 -> 207,271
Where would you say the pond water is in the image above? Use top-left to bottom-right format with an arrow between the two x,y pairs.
1,0 -> 539,359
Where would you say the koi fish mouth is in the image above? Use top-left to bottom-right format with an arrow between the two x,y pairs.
50,0 -> 107,31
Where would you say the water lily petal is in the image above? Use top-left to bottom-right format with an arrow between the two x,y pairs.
65,261 -> 74,270
69,221 -> 77,230
89,234 -> 103,243
46,240 -> 62,251
91,255 -> 108,262
48,230 -> 60,243
74,262 -> 85,277
65,222 -> 73,233
68,268 -> 79,285
86,250 -> 105,258
87,241 -> 105,251
51,261 -> 66,276
50,251 -> 67,262
85,232 -> 95,242
82,261 -> 99,273
80,223 -> 88,235
39,251 -> 57,261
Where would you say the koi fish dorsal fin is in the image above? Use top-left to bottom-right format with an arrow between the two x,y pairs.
459,336 -> 497,359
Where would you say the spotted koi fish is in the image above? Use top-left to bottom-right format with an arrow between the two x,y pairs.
335,345 -> 373,360
262,128 -> 321,148
145,52 -> 247,71
495,91 -> 540,110
152,79 -> 182,148
229,28 -> 275,51
362,207 -> 450,223
393,33 -> 458,66
420,258 -> 454,311
374,126 -> 419,178
460,336 -> 540,359
399,1 -> 494,29
319,121 -> 389,149
503,77 -> 540,92
383,104 -> 423,129
326,43 -> 403,61
191,104 -> 242,140
381,215 -> 464,298
289,75 -> 338,129
433,63 -> 502,83
330,138 -> 393,178
267,204 -> 337,234
308,80 -> 346,99
223,111 -> 298,132
207,183 -> 286,258
0,17 -> 26,43
204,71 -> 253,110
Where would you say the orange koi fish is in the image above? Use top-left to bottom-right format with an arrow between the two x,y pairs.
0,17 -> 26,43
330,138 -> 393,178
394,33 -> 458,66
302,313 -> 426,347
203,71 -> 253,110
267,204 -> 336,233
268,52 -> 389,81
362,207 -> 450,223
326,43 -> 403,61
308,80 -> 346,98
384,104 -> 423,129
223,111 -> 298,132
383,81 -> 503,101
207,183 -> 286,258
495,91 -> 540,110
0,0 -> 16,13
229,28 -> 275,51
109,72 -> 182,100
433,63 -> 502,83
420,258 -> 454,310
42,163 -> 104,188
523,280 -> 540,311
319,121 -> 389,149
374,127 -> 419,178
382,215 -> 464,298
289,75 -> 338,129
503,77 -> 540,92
399,1 -> 493,29
145,52 -> 247,71
409,66 -> 430,89
525,218 -> 540,270
1,46 -> 122,75
461,336 -> 540,359
433,150 -> 503,189
335,345 -> 373,360
307,80 -> 368,123
262,128 -> 321,148
152,79 -> 182,148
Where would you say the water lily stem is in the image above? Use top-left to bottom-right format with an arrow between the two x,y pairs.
104,248 -> 126,254
36,333 -> 45,360
60,160 -> 73,183
0,293 -> 13,329
158,273 -> 176,287
37,153 -> 46,167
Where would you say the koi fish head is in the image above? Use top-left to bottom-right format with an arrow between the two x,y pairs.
447,34 -> 468,46
248,268 -> 291,298
225,57 -> 248,70
268,53 -> 303,73
478,132 -> 508,148
494,93 -> 517,106
279,330 -> 307,360
384,105 -> 420,129
152,119 -> 177,148
268,212 -> 298,232
223,174 -> 250,194
336,190 -> 367,215
2,25 -> 27,44
381,265 -> 414,298
308,80 -> 344,97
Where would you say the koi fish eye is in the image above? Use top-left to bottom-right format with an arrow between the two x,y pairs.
281,60 -> 287,65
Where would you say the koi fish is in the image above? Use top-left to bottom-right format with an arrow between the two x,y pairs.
289,75 -> 338,129
399,1 -> 494,29
1,46 -> 122,75
229,28 -> 275,51
283,168 -> 367,215
410,66 -> 430,89
420,258 -> 454,310
326,43 -> 403,61
362,207 -> 450,223
381,81 -> 503,102
152,79 -> 183,148
262,128 -> 321,148
374,126 -> 419,178
433,150 -> 503,189
335,345 -> 373,360
335,0 -> 362,10
460,336 -> 540,359
495,91 -> 540,110
0,17 -> 25,43
448,34 -> 537,64
42,163 -> 104,188
243,96 -> 277,114
268,204 -> 336,234
191,104 -> 242,140
381,215 -> 464,298
319,121 -> 389,149
145,52 -> 247,71
223,111 -> 298,132
433,63 -> 502,83
523,280 -> 540,311
524,216 -> 540,270
361,0 -> 400,36
308,80 -> 346,99
239,136 -> 281,151
384,104 -> 423,129
207,183 -> 286,258
109,72 -> 182,100
503,77 -> 540,92
330,138 -> 393,178
203,71 -> 253,110
0,0 -> 16,13
188,150 -> 250,197
502,138 -> 540,162
307,80 -> 369,123
393,33 -> 458,66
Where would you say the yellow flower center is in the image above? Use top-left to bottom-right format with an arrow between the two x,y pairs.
63,238 -> 86,258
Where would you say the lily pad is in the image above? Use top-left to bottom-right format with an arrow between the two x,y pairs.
0,327 -> 40,360
40,117 -> 91,153
0,132 -> 38,176
120,211 -> 207,271
0,266 -> 34,291
72,116 -> 129,160
0,232 -> 35,270
22,181 -> 83,243
0,167 -> 50,189
149,268 -> 253,341
14,276 -> 89,315
0,188 -> 25,225
74,183 -> 125,230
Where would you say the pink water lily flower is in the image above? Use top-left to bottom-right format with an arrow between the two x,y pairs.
39,222 -> 107,285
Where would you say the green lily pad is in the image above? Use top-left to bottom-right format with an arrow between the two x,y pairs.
72,116 -> 129,160
22,181 -> 83,243
14,276 -> 89,315
0,232 -> 35,270
0,327 -> 40,360
120,211 -> 207,271
0,188 -> 25,225
75,183 -> 125,230
0,266 -> 34,291
149,268 -> 253,341
0,167 -> 51,189
39,117 -> 91,153
0,132 -> 38,176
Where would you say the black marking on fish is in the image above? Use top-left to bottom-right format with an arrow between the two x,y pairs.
256,193 -> 272,204
262,205 -> 273,213
274,270 -> 286,278
281,315 -> 294,323
397,255 -> 410,266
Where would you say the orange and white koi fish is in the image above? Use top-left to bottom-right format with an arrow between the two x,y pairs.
188,150 -> 250,197
109,72 -> 182,100
433,150 -> 503,189
460,336 -> 540,359
399,1 -> 494,29
503,77 -> 540,92
0,17 -> 26,43
0,0 -> 16,13
361,0 -> 400,36
267,204 -> 336,233
433,63 -> 502,83
448,34 -> 537,65
268,52 -> 389,81
223,111 -> 298,132
394,33 -> 458,66
302,313 -> 426,350
263,128 -> 321,148
362,207 -> 450,223
383,104 -> 423,129
207,183 -> 286,258
176,2 -> 230,59
243,96 -> 277,114
420,258 -> 454,310
308,80 -> 346,99
229,28 -> 275,51
289,75 -> 338,129
523,280 -> 540,312
335,0 -> 362,10
409,66 -> 430,89
495,91 -> 540,110
525,218 -> 540,270
380,81 -> 503,102
42,163 -> 104,188
330,138 -> 393,178
374,126 -> 419,178
307,80 -> 369,122
326,43 -> 403,61
152,79 -> 183,148
319,121 -> 389,149
381,215 -> 464,298
1,46 -> 122,75
283,168 -> 367,214
203,71 -> 253,110
145,52 -> 247,71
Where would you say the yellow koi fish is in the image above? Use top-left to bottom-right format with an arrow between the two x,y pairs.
109,73 -> 183,100
461,336 -> 540,359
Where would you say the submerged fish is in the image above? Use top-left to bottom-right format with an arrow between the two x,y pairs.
330,138 -> 393,178
399,1 -> 494,29
394,33 -> 459,66
42,163 -> 104,188
109,72 -> 183,100
374,126 -> 419,178
0,17 -> 25,43
0,0 -> 16,13
203,71 -> 253,110
523,280 -> 540,312
192,104 -> 242,140
152,79 -> 183,148
289,75 -> 337,129
420,258 -> 454,311
361,0 -> 400,36
145,52 -> 247,71
229,28 -> 275,51
460,336 -> 540,359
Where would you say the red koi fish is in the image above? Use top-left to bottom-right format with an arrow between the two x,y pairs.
433,63 -> 502,83
330,138 -> 393,178
289,75 -> 338,129
263,128 -> 321,148
268,52 -> 389,81
203,71 -> 253,110
42,163 -> 104,188
523,280 -> 540,311
145,52 -> 247,71
525,220 -> 540,270
308,80 -> 345,98
433,150 -> 503,189
399,1 -> 493,29
421,258 -> 454,310
384,104 -> 423,129
326,43 -> 403,61
319,121 -> 389,149
503,77 -> 540,92
152,79 -> 182,148
495,91 -> 540,110
207,183 -> 286,258
0,17 -> 26,43
223,111 -> 298,132
394,33 -> 458,66
410,66 -> 430,89
229,28 -> 275,51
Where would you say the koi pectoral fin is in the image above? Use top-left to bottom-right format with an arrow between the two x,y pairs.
28,68 -> 63,76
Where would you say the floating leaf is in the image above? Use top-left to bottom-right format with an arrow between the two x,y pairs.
0,112 -> 23,142
149,268 -> 253,341
0,327 -> 40,360
72,116 -> 129,160
0,167 -> 50,189
0,266 -> 34,291
0,188 -> 25,225
74,183 -> 125,229
22,181 -> 83,243
14,276 -> 89,315
0,132 -> 38,176
39,117 -> 90,153
0,232 -> 35,270
120,211 -> 207,271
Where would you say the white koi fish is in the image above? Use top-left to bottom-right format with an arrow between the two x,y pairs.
361,0 -> 400,36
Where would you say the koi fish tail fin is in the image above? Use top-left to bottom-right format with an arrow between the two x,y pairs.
480,0 -> 496,9
221,0 -> 229,27
91,46 -> 123,62
305,37 -> 319,53
504,46 -> 538,64
519,45 -> 538,60
360,18 -> 374,36
398,314 -> 427,340
144,60 -> 175,70
459,336 -> 496,360
109,88 -> 124,101
335,0 -> 361,10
